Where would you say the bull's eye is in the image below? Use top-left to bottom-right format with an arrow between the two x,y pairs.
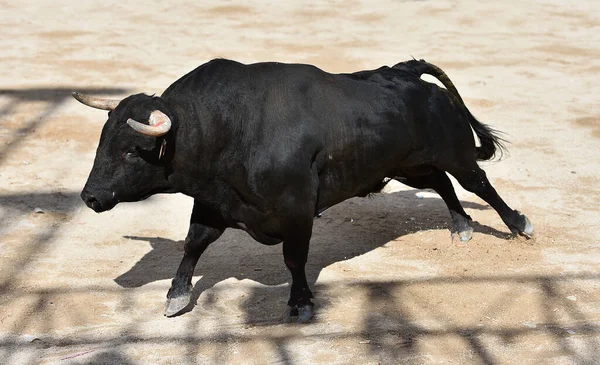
122,148 -> 139,159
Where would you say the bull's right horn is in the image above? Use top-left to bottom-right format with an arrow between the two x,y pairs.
126,110 -> 172,137
72,91 -> 120,111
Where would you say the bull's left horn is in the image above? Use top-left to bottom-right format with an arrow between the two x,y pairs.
127,110 -> 172,137
72,91 -> 120,110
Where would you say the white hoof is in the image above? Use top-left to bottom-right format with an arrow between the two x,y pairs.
164,294 -> 191,317
520,215 -> 534,238
452,228 -> 473,243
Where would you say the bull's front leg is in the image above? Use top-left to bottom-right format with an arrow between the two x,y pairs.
165,200 -> 225,317
280,216 -> 315,323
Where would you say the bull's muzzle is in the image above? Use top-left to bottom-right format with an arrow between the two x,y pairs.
81,189 -> 107,213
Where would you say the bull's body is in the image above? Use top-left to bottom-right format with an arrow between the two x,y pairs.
75,59 -> 533,321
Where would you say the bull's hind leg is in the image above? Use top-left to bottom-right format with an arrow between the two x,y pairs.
165,200 -> 225,317
446,163 -> 533,238
398,168 -> 474,242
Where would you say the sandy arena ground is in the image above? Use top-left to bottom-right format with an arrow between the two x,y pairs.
1,0 -> 599,364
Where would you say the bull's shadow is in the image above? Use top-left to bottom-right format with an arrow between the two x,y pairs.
114,188 -> 508,321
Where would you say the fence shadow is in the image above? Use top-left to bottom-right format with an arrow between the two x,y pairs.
0,191 -> 82,299
0,87 -> 128,302
1,274 -> 598,364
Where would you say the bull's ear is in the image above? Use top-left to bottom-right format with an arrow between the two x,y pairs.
127,110 -> 172,137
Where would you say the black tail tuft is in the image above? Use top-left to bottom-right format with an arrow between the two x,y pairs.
393,58 -> 509,161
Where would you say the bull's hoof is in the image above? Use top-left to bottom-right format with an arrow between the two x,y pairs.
452,228 -> 474,243
164,294 -> 191,317
297,304 -> 313,323
518,214 -> 534,239
281,303 -> 314,323
450,211 -> 473,243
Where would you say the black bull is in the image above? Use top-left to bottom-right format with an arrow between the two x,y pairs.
74,58 -> 533,322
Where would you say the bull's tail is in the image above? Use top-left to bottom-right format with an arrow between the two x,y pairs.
393,59 -> 507,161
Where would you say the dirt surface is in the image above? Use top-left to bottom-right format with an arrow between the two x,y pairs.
1,1 -> 599,364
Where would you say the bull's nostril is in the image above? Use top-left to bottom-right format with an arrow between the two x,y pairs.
81,190 -> 100,210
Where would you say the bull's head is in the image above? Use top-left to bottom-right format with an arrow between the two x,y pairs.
73,92 -> 174,212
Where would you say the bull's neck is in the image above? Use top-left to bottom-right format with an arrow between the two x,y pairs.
165,100 -> 215,196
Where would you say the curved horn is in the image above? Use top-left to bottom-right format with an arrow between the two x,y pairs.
72,91 -> 120,110
126,110 -> 172,137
